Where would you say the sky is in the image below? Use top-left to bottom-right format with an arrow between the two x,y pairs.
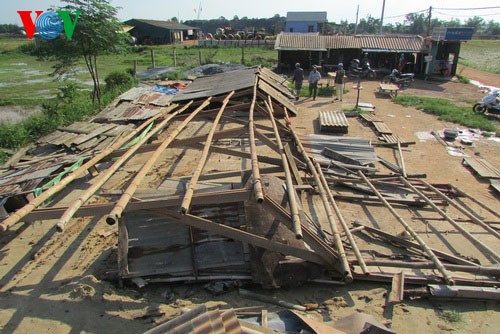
4,0 -> 500,25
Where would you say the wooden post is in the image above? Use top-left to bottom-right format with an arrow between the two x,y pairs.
150,48 -> 155,68
355,80 -> 361,109
358,171 -> 455,285
173,47 -> 177,67
198,49 -> 202,65
248,79 -> 264,203
264,97 -> 302,240
180,92 -> 234,214
106,101 -> 208,225
0,106 -> 175,233
132,60 -> 137,77
241,44 -> 245,64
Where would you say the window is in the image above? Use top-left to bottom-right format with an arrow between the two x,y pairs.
289,28 -> 294,32
308,25 -> 314,32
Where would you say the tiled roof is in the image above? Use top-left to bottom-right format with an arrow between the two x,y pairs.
275,33 -> 428,52
274,32 -> 326,51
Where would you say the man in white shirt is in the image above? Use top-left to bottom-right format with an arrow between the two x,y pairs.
308,65 -> 321,100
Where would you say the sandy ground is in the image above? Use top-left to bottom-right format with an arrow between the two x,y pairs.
0,67 -> 499,333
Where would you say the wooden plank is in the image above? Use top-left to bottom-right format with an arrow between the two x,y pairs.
463,157 -> 500,179
372,121 -> 392,135
388,271 -> 405,303
172,126 -> 247,147
257,80 -> 297,116
169,212 -> 327,265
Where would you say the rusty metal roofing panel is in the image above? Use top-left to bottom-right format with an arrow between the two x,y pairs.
136,90 -> 173,106
358,35 -> 426,52
324,35 -> 360,49
143,305 -> 244,334
172,68 -> 258,102
274,32 -> 326,51
319,111 -> 349,133
118,86 -> 150,101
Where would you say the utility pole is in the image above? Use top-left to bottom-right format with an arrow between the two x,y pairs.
426,6 -> 432,36
380,0 -> 386,34
354,4 -> 360,35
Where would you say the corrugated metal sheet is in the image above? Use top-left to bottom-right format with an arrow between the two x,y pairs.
301,134 -> 379,166
276,33 -> 427,52
172,68 -> 258,102
319,111 -> 349,133
463,157 -> 500,179
124,202 -> 251,280
275,33 -> 326,51
143,305 -> 243,334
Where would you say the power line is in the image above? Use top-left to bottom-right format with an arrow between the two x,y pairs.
384,9 -> 427,20
433,6 -> 500,11
434,10 -> 500,18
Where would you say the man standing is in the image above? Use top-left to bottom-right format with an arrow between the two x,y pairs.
334,63 -> 345,102
291,62 -> 304,101
308,65 -> 321,100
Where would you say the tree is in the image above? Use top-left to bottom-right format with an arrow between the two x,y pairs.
40,0 -> 125,104
171,17 -> 179,22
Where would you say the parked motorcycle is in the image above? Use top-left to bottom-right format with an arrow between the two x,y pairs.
382,69 -> 415,86
347,59 -> 377,80
473,90 -> 500,114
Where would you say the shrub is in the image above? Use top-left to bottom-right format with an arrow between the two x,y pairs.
104,71 -> 134,91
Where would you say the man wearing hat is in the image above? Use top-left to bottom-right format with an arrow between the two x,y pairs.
308,65 -> 321,100
334,63 -> 346,102
291,62 -> 304,101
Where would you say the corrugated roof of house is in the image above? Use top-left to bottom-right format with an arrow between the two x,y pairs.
125,19 -> 197,30
275,33 -> 427,52
286,12 -> 328,22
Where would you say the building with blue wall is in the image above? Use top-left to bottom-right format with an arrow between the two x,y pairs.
285,12 -> 327,34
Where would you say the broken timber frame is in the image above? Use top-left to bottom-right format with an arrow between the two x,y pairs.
358,171 -> 455,285
55,99 -> 211,232
105,100 -> 198,225
0,105 -> 177,232
248,78 -> 264,203
180,91 -> 235,214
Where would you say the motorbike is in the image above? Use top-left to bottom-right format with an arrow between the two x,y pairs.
382,69 -> 414,87
347,59 -> 377,80
472,90 -> 500,114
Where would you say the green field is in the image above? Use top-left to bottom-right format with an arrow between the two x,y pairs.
0,36 -> 278,106
459,40 -> 500,74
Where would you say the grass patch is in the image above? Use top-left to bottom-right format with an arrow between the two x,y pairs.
393,95 -> 499,134
459,40 -> 500,74
0,79 -> 135,150
438,310 -> 463,323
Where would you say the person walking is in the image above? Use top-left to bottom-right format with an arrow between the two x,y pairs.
334,63 -> 345,102
291,62 -> 304,101
308,65 -> 321,100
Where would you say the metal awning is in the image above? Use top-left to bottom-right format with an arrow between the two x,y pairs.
361,48 -> 420,53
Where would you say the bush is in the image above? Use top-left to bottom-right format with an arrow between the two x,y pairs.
104,71 -> 134,91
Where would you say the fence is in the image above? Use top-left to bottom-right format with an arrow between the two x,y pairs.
198,39 -> 276,48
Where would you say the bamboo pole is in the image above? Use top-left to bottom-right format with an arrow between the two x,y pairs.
55,99 -> 211,232
248,78 -> 264,203
315,161 -> 368,276
397,141 -> 407,177
180,92 -> 235,214
0,105 -> 176,233
403,178 -> 500,263
105,101 -> 198,225
355,260 -> 500,277
420,180 -> 500,240
358,171 -> 455,285
264,97 -> 302,240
